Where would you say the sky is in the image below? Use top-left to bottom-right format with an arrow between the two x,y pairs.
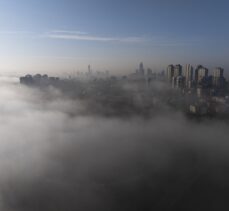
0,0 -> 229,75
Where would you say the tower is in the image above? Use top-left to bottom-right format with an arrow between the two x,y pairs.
174,64 -> 182,77
88,65 -> 92,74
185,64 -> 193,88
194,65 -> 208,84
197,67 -> 208,83
167,65 -> 174,82
139,62 -> 145,75
213,67 -> 225,88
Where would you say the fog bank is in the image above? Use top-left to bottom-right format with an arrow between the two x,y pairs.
0,77 -> 229,211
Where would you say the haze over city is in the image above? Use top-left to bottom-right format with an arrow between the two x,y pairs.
0,0 -> 229,74
1,1 -> 229,211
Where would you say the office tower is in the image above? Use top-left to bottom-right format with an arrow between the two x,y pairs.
197,67 -> 208,82
213,67 -> 225,88
146,68 -> 153,85
174,64 -> 182,77
194,65 -> 203,82
213,67 -> 224,78
185,64 -> 193,88
167,65 -> 174,82
194,65 -> 208,83
139,62 -> 145,75
88,65 -> 91,73
194,65 -> 208,82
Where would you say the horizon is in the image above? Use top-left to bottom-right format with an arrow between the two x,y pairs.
2,63 -> 229,79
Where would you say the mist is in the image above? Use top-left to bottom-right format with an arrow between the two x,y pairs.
0,76 -> 229,211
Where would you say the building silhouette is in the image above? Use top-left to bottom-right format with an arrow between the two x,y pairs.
167,65 -> 174,82
185,64 -> 193,88
174,64 -> 182,77
139,62 -> 145,75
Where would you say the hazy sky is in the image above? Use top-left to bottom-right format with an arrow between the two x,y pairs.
0,0 -> 229,74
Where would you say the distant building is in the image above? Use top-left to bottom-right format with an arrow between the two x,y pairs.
197,67 -> 208,83
167,65 -> 174,82
185,64 -> 193,88
20,74 -> 33,84
195,65 -> 209,83
139,62 -> 145,75
88,65 -> 92,74
168,64 -> 183,88
213,67 -> 225,88
20,74 -> 59,86
213,67 -> 224,78
200,75 -> 213,88
171,75 -> 185,89
194,65 -> 203,82
174,64 -> 182,77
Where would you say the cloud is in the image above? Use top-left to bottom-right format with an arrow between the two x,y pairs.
44,31 -> 146,43
1,77 -> 229,210
0,29 -> 195,47
50,30 -> 88,35
42,31 -> 197,47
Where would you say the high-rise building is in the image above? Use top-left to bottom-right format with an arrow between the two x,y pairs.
88,65 -> 92,75
197,67 -> 208,83
195,65 -> 208,83
139,62 -> 145,75
213,67 -> 224,78
194,65 -> 203,82
174,64 -> 182,77
213,67 -> 225,88
185,64 -> 193,88
167,65 -> 174,82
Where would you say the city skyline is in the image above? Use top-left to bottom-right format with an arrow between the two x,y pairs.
2,1 -> 229,210
0,0 -> 229,74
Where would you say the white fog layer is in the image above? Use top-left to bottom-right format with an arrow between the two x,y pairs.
0,77 -> 229,211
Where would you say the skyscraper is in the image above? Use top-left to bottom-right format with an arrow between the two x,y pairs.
194,65 -> 203,82
213,67 -> 225,88
167,65 -> 174,82
197,67 -> 208,83
185,64 -> 193,88
194,65 -> 208,83
174,64 -> 182,77
213,67 -> 224,78
139,62 -> 145,75
88,65 -> 92,74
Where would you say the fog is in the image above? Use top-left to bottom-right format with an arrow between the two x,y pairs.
0,77 -> 229,211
